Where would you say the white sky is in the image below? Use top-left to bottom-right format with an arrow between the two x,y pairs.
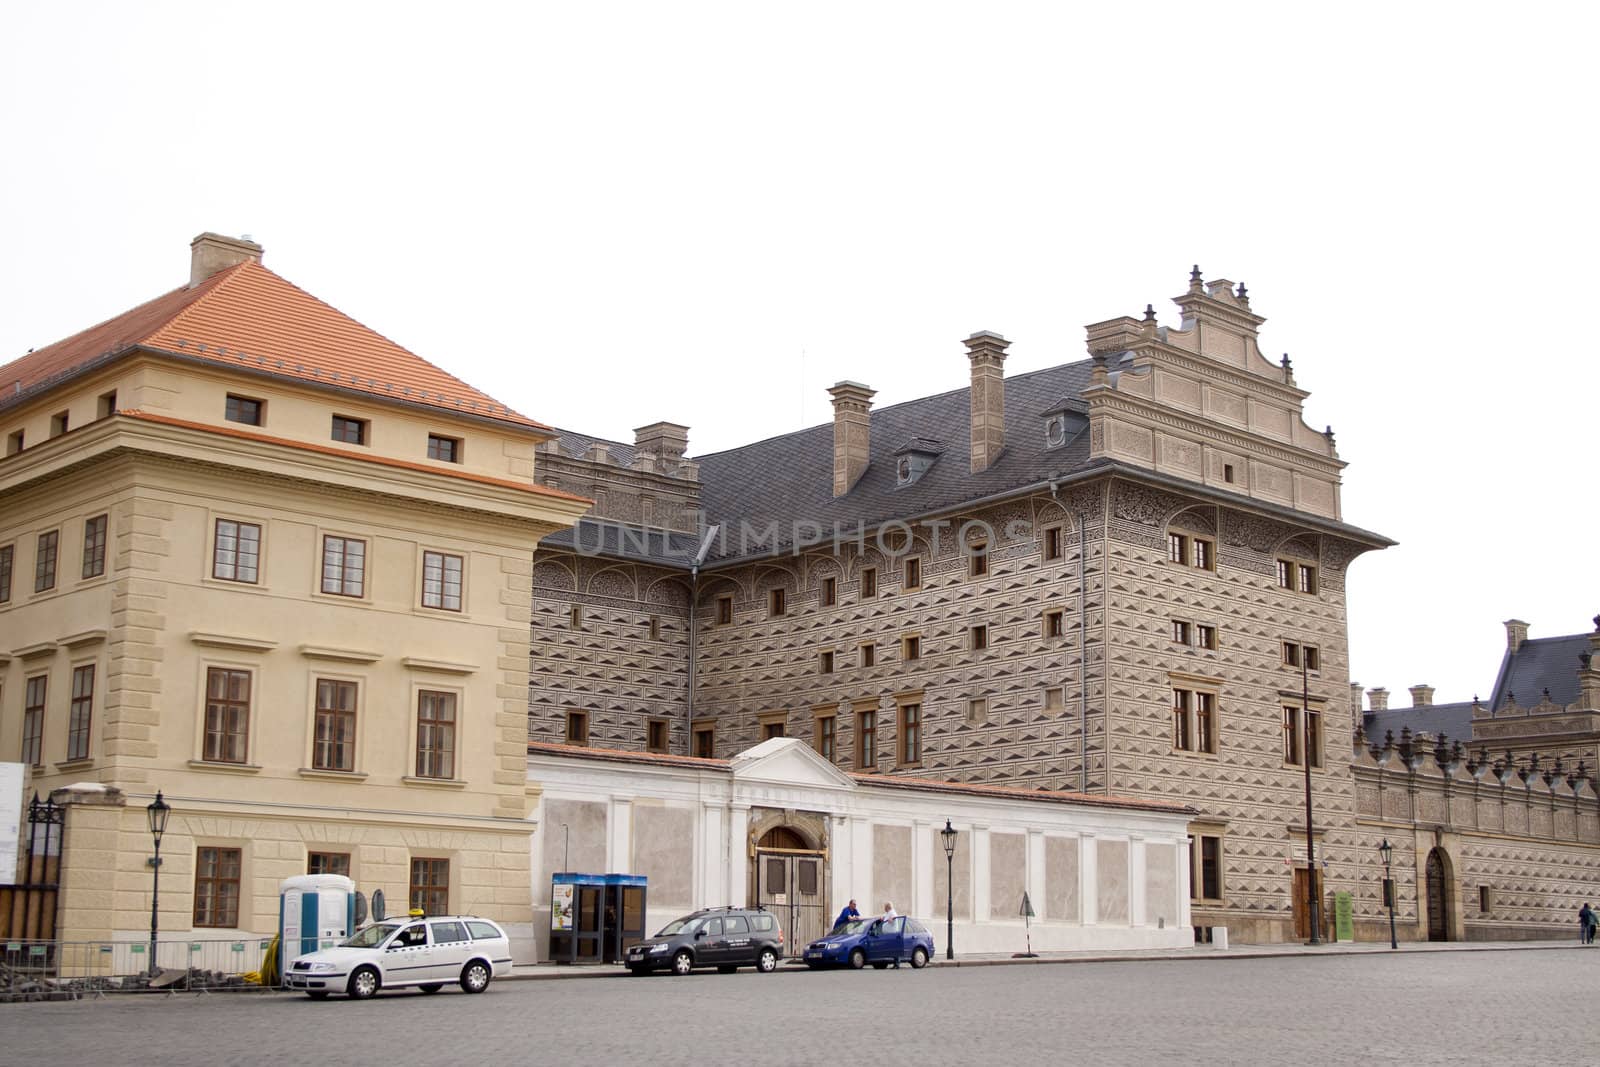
2,2 -> 1594,710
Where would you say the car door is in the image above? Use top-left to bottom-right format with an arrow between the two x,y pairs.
383,921 -> 436,986
695,916 -> 726,965
721,914 -> 752,966
864,917 -> 905,962
428,920 -> 471,981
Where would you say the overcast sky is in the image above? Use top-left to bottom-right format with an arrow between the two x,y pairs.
3,2 -> 1594,710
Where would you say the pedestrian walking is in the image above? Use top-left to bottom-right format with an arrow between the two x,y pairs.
1580,902 -> 1596,945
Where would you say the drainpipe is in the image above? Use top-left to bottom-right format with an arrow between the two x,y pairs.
686,524 -> 720,753
1049,480 -> 1089,794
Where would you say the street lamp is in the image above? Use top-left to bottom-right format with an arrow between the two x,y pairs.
940,819 -> 957,960
146,791 -> 171,978
1301,651 -> 1320,945
1378,838 -> 1398,950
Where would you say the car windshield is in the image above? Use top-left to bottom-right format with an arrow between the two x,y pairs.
655,916 -> 704,937
342,922 -> 402,948
834,920 -> 872,936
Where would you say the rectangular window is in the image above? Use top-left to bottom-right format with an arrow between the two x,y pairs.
1282,641 -> 1300,668
904,557 -> 921,589
819,650 -> 835,674
857,709 -> 876,769
821,576 -> 837,607
35,530 -> 58,592
815,714 -> 836,761
1044,610 -> 1065,638
309,852 -> 351,877
769,587 -> 786,617
204,668 -> 251,763
1195,691 -> 1215,754
1479,885 -> 1492,913
1172,689 -> 1192,751
1168,532 -> 1186,565
565,710 -> 589,746
902,635 -> 921,661
1298,564 -> 1317,595
66,664 -> 94,761
410,858 -> 449,916
716,595 -> 734,625
1223,463 -> 1235,484
970,542 -> 989,577
225,395 -> 263,426
5,429 -> 22,454
1192,538 -> 1213,570
1171,620 -> 1191,645
898,703 -> 921,765
648,616 -> 661,641
1192,835 -> 1223,901
194,847 -> 242,927
50,411 -> 69,437
22,675 -> 46,767
1306,708 -> 1322,768
0,544 -> 12,603
569,604 -> 582,629
1283,706 -> 1303,766
1304,646 -> 1320,671
213,519 -> 261,583
421,550 -> 463,611
427,434 -> 461,463
970,625 -> 988,651
1276,559 -> 1292,589
81,514 -> 108,578
412,689 -> 456,778
693,723 -> 715,759
860,642 -> 876,668
860,567 -> 877,599
331,415 -> 368,445
967,697 -> 988,723
647,719 -> 669,753
762,718 -> 786,740
320,536 -> 366,597
98,391 -> 117,419
313,679 -> 358,772
1043,526 -> 1063,561
1196,624 -> 1217,650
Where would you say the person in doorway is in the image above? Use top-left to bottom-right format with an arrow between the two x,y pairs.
833,899 -> 860,931
1580,902 -> 1596,944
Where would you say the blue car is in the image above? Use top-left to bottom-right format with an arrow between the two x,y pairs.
803,916 -> 935,970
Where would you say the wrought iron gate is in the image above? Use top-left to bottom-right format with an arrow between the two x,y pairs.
1,793 -> 63,943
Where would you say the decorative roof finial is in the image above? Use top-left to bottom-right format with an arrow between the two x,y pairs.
1543,687 -> 1551,700
1323,425 -> 1336,447
1280,353 -> 1292,373
1143,304 -> 1156,322
1189,265 -> 1203,292
1236,282 -> 1248,303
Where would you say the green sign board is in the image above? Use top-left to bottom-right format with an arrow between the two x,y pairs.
1334,891 -> 1354,942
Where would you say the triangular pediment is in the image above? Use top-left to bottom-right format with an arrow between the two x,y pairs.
728,738 -> 857,791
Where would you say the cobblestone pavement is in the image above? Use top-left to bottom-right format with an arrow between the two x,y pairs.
2,949 -> 1593,1066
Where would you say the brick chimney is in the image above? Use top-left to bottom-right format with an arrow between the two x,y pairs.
632,422 -> 690,475
828,382 -> 875,497
1504,618 -> 1529,654
1367,687 -> 1389,712
1409,685 -> 1434,707
964,331 -> 1009,473
190,232 -> 262,288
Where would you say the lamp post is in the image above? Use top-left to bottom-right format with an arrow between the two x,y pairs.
940,819 -> 957,960
1379,838 -> 1398,950
146,791 -> 171,978
1301,652 -> 1320,945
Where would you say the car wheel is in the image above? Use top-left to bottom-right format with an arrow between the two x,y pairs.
672,950 -> 694,976
460,960 -> 492,994
348,966 -> 381,1000
757,948 -> 779,974
307,991 -> 330,1000
849,948 -> 866,970
419,983 -> 444,994
911,947 -> 929,969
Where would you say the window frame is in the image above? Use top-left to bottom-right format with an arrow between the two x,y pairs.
769,587 -> 786,618
970,624 -> 988,652
1043,610 -> 1065,639
421,549 -> 464,612
859,642 -> 876,668
426,433 -> 462,463
1171,619 -> 1191,645
415,688 -> 458,779
1172,685 -> 1219,755
1196,624 -> 1217,651
897,701 -> 922,766
692,720 -> 715,759
225,394 -> 264,426
0,542 -> 12,603
819,649 -> 835,674
565,710 -> 589,746
35,529 -> 59,592
860,566 -> 877,599
760,713 -> 787,740
901,633 -> 922,662
81,514 -> 108,579
969,541 -> 989,578
856,706 -> 877,769
320,535 -> 367,598
410,857 -> 450,916
212,518 -> 262,584
814,709 -> 837,761
1043,526 -> 1064,562
203,666 -> 252,765
1283,705 -> 1326,769
715,595 -> 734,626
820,576 -> 837,607
1190,832 -> 1225,903
66,663 -> 95,762
22,674 -> 46,767
312,677 -> 360,773
903,556 -> 922,591
308,851 -> 352,878
331,414 -> 369,446
646,718 -> 670,753
194,846 -> 243,928
1277,557 -> 1319,595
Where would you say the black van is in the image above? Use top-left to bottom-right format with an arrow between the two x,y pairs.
624,906 -> 783,975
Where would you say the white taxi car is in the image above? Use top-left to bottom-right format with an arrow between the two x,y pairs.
286,915 -> 512,999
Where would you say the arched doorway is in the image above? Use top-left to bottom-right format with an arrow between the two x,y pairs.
1425,848 -> 1451,941
753,826 -> 828,955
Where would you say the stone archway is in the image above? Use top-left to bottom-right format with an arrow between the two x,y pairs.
747,811 -> 830,955
1425,847 -> 1453,942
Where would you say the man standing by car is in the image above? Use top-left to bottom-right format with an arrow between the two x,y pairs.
833,899 -> 860,931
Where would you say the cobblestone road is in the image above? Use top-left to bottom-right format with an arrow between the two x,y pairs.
2,950 -> 1592,1066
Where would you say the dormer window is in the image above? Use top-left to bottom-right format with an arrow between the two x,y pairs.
893,438 -> 944,487
1040,398 -> 1088,451
1045,415 -> 1068,447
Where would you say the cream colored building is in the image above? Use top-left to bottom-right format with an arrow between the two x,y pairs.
0,234 -> 586,961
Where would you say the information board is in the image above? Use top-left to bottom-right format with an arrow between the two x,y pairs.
1333,891 -> 1354,942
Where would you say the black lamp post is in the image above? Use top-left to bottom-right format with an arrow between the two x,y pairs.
1301,652 -> 1320,945
940,819 -> 957,960
1379,838 -> 1397,950
146,791 -> 171,978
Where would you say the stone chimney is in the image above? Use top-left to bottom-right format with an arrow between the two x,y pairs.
1579,618 -> 1600,710
1504,618 -> 1529,654
828,382 -> 875,496
964,331 -> 1009,473
1367,687 -> 1389,712
584,442 -> 610,465
1350,683 -> 1365,715
632,422 -> 690,475
190,232 -> 262,288
1409,685 -> 1435,707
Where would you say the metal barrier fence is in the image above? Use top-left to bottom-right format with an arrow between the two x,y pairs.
2,937 -> 278,991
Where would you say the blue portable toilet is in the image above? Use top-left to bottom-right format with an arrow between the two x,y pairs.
279,874 -> 357,961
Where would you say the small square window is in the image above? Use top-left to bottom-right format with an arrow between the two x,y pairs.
904,557 -> 921,590
647,720 -> 669,753
769,588 -> 787,617
427,434 -> 461,463
820,650 -> 835,674
762,717 -> 787,740
565,711 -> 589,746
693,724 -> 715,758
331,415 -> 367,445
648,616 -> 661,641
860,643 -> 876,668
716,595 -> 734,625
1043,527 -> 1063,561
1305,646 -> 1320,672
970,624 -> 988,651
970,542 -> 989,577
1044,687 -> 1065,711
1223,463 -> 1235,484
569,603 -> 582,629
225,395 -> 263,426
6,429 -> 23,455
821,576 -> 837,607
98,391 -> 117,419
308,851 -> 351,877
902,635 -> 921,661
1196,624 -> 1217,651
50,411 -> 69,437
1283,641 -> 1300,668
1044,610 -> 1065,639
967,698 -> 988,724
860,567 -> 878,599
1171,620 -> 1191,645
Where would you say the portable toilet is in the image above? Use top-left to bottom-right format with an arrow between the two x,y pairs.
280,874 -> 357,961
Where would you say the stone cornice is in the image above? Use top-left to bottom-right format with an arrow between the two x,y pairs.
189,631 -> 278,653
300,644 -> 382,664
1122,339 -> 1308,404
1088,390 -> 1344,476
401,656 -> 479,675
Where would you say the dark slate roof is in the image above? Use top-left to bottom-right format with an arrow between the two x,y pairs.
1489,633 -> 1592,711
546,427 -> 637,468
1363,703 -> 1477,746
540,518 -> 705,567
695,361 -> 1095,560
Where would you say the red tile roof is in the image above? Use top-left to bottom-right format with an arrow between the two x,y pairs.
1,261 -> 549,432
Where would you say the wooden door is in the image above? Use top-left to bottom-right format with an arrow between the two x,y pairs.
1425,849 -> 1449,941
1292,868 -> 1313,940
755,851 -> 827,955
